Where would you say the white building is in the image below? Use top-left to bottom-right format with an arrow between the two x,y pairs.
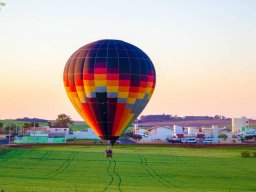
199,126 -> 220,143
232,117 -> 249,134
66,128 -> 100,140
147,126 -> 173,141
187,127 -> 198,136
47,126 -> 69,135
212,125 -> 219,138
134,123 -> 148,136
137,129 -> 146,136
0,134 -> 8,139
173,125 -> 183,134
173,125 -> 184,138
202,128 -> 213,138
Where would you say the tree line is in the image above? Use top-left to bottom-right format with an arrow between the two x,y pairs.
0,114 -> 73,134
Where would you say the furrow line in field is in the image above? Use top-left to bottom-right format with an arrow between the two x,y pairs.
44,151 -> 52,160
113,160 -> 121,192
47,151 -> 77,178
39,151 -> 50,161
54,152 -> 77,176
138,155 -> 157,181
0,150 -> 15,160
103,160 -> 114,192
141,155 -> 178,188
0,150 -> 23,161
139,155 -> 169,188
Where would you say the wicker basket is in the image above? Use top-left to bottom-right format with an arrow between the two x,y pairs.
105,150 -> 112,158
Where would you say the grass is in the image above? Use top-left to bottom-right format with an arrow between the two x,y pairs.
69,124 -> 88,131
0,145 -> 256,192
0,120 -> 48,128
0,119 -> 87,131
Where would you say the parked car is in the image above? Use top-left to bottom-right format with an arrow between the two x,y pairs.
166,138 -> 181,143
203,138 -> 213,143
181,138 -> 187,143
185,138 -> 197,143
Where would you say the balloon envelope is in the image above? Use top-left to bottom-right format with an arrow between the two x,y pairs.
63,39 -> 156,144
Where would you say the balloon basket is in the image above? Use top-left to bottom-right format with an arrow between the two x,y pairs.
105,149 -> 113,158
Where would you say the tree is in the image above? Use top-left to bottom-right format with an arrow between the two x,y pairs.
122,131 -> 142,140
4,124 -> 19,135
22,123 -> 31,129
218,134 -> 228,140
47,121 -> 52,127
53,114 -> 73,127
29,122 -> 39,127
0,123 -> 3,133
214,115 -> 226,120
214,115 -> 221,119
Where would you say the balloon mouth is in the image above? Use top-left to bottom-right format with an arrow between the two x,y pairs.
99,136 -> 119,146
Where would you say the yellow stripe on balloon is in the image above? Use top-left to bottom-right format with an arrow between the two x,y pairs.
127,98 -> 136,104
107,86 -> 118,92
94,80 -> 107,86
137,93 -> 145,99
118,92 -> 129,98
84,86 -> 96,92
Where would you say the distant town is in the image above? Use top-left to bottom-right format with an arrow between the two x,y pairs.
0,114 -> 255,145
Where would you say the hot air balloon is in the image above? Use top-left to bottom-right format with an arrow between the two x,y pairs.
63,39 -> 156,147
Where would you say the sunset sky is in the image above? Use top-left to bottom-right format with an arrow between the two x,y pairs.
0,0 -> 256,120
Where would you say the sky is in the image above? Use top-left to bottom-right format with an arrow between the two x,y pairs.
0,0 -> 256,120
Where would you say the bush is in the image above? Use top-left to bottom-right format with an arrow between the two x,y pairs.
251,152 -> 256,158
218,134 -> 228,140
241,151 -> 250,158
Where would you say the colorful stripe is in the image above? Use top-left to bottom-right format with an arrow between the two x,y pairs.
63,39 -> 156,141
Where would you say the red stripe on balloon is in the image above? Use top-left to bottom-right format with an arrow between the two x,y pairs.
119,80 -> 130,86
112,103 -> 126,135
140,81 -> 148,87
94,68 -> 107,74
75,80 -> 83,86
129,86 -> 139,92
107,74 -> 119,80
70,86 -> 76,92
82,103 -> 103,135
83,74 -> 94,80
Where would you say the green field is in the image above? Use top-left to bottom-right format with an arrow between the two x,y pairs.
0,120 -> 87,131
0,145 -> 256,192
69,124 -> 88,131
0,120 -> 48,128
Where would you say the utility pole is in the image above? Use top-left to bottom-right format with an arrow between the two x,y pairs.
8,120 -> 11,145
34,122 -> 36,144
16,123 -> 18,135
